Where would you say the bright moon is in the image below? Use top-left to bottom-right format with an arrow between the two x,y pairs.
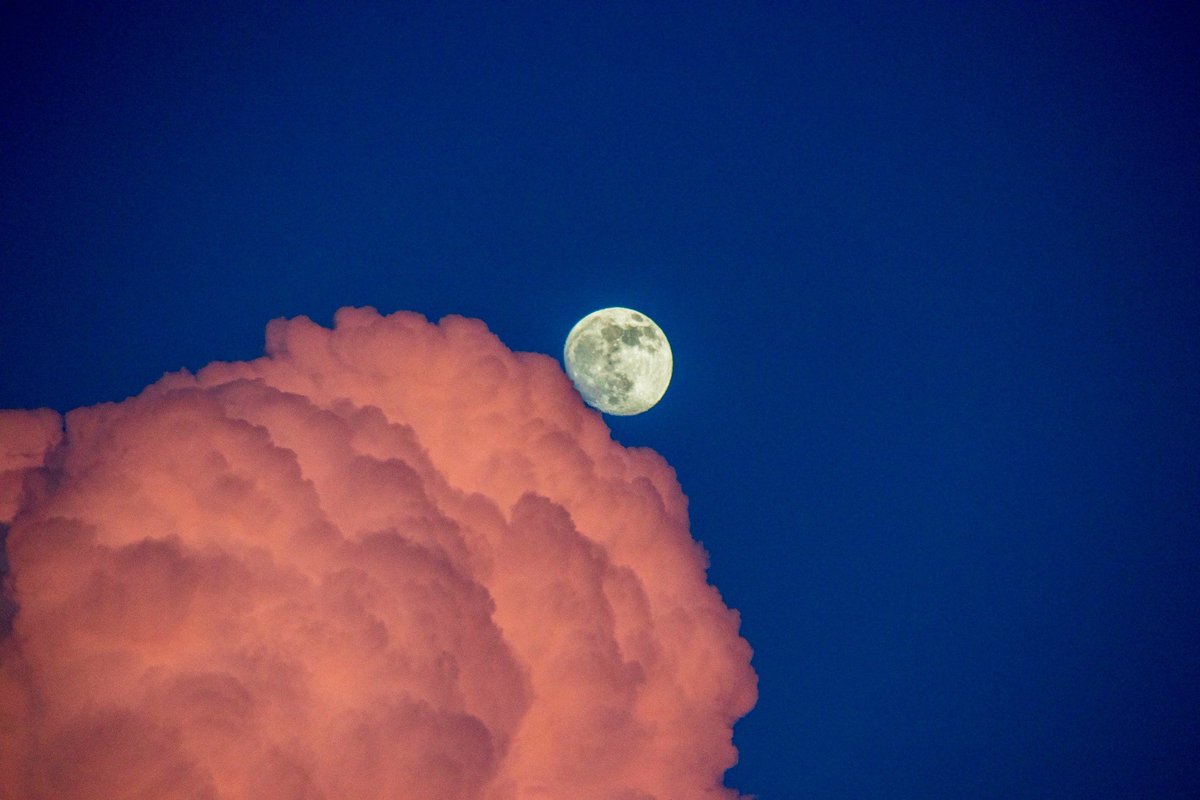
564,307 -> 673,415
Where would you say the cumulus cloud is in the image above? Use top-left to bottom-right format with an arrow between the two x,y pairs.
0,307 -> 756,800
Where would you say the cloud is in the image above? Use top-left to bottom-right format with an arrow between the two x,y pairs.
0,307 -> 756,800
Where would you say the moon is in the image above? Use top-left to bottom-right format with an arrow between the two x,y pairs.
564,307 -> 673,415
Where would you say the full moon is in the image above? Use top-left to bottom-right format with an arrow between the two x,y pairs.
564,307 -> 673,415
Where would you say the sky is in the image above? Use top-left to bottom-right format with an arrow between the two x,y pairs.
2,2 -> 1198,798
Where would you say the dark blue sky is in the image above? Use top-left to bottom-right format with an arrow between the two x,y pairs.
3,3 -> 1198,797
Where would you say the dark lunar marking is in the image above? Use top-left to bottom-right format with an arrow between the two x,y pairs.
631,313 -> 645,322
575,337 -> 603,365
640,325 -> 660,352
602,372 -> 634,405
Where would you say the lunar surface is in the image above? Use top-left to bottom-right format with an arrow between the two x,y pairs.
564,307 -> 673,415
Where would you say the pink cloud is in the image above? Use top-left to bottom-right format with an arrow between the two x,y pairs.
0,308 -> 756,799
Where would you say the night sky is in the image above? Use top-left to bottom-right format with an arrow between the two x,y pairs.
3,3 -> 1199,797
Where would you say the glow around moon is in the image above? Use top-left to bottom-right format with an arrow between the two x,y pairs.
563,307 -> 673,415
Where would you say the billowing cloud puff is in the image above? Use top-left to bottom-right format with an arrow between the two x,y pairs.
0,308 -> 755,800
